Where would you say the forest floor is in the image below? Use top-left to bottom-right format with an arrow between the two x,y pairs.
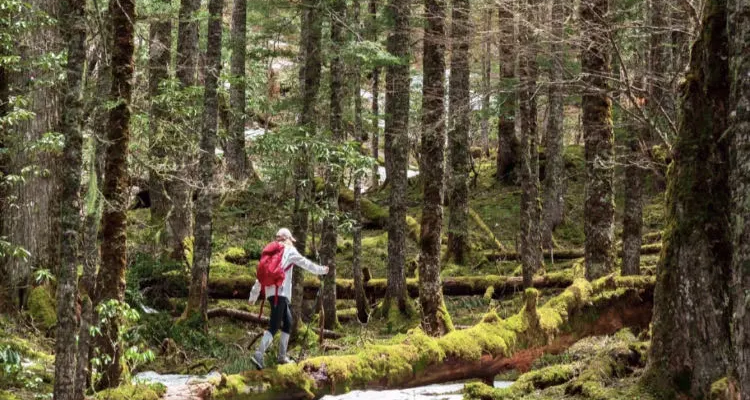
0,149 -> 667,400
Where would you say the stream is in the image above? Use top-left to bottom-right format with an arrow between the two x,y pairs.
134,371 -> 512,400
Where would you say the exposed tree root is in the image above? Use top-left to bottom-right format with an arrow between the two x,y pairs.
210,275 -> 654,400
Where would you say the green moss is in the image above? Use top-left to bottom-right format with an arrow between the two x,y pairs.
0,391 -> 18,400
27,285 -> 56,331
710,377 -> 730,400
94,384 -> 166,400
224,247 -> 249,265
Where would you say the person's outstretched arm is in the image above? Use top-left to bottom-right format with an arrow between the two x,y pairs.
286,247 -> 328,275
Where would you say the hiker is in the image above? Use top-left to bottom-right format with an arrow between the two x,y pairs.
247,228 -> 328,369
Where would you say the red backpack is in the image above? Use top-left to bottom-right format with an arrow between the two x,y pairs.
255,241 -> 292,317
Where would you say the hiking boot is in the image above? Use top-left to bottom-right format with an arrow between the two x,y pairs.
250,352 -> 265,370
277,355 -> 294,365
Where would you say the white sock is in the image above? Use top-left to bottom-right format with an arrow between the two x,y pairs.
256,331 -> 273,356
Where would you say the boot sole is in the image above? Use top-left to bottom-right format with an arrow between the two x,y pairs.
250,356 -> 264,370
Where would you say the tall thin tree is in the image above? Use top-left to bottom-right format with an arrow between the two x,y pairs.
369,0 -> 381,189
419,0 -> 451,336
580,0 -> 615,280
95,0 -> 135,387
227,0 -> 249,180
496,0 -> 518,183
53,0 -> 87,395
480,8 -> 492,157
447,0 -> 471,265
518,0 -> 542,287
382,0 -> 412,314
320,0 -> 347,330
184,0 -> 224,326
541,0 -> 566,249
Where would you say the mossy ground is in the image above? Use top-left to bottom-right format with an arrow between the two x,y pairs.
0,316 -> 54,399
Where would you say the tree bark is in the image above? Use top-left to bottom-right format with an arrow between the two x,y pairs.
480,9 -> 491,158
382,0 -> 411,312
167,0 -> 201,261
227,0 -> 249,181
419,0 -> 450,336
184,0 -> 223,327
292,0 -> 322,334
646,0 -> 733,396
95,0 -> 135,387
369,0 -> 380,190
580,0 -> 615,280
541,0 -> 566,249
496,1 -> 519,184
320,0 -> 347,330
53,0 -> 87,396
518,0 -> 542,288
352,0 -> 370,324
728,0 -> 750,394
148,0 -> 172,254
621,140 -> 642,276
447,0 -> 471,265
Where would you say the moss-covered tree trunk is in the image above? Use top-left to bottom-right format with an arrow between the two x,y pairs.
382,0 -> 411,313
646,0 -> 733,396
541,0 -> 566,249
580,0 -> 615,280
53,0 -> 86,396
729,0 -> 750,394
321,0 -> 347,330
148,0 -> 171,255
292,0 -> 322,333
518,0 -> 542,288
419,0 -> 451,336
621,140 -> 642,276
447,0 -> 471,265
226,0 -> 249,181
352,0 -> 370,323
165,0 -> 200,262
96,0 -> 135,387
184,0 -> 223,327
496,1 -> 519,184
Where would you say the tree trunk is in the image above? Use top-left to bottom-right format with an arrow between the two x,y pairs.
167,0 -> 201,261
148,0 -> 172,254
646,0 -> 732,396
0,51 -> 8,312
419,0 -> 450,336
292,0 -> 322,333
728,0 -> 750,394
227,0 -> 249,181
382,0 -> 411,312
369,0 -> 380,190
480,9 -> 491,158
496,1 -> 519,184
541,0 -> 566,249
621,140 -> 642,276
321,0 -> 347,330
580,0 -> 615,280
95,0 -> 135,387
184,0 -> 223,327
447,0 -> 471,265
53,0 -> 87,396
2,0 -> 61,311
352,0 -> 370,324
518,0 -> 542,288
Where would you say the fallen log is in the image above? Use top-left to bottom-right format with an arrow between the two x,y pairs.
486,243 -> 662,262
141,272 -> 575,300
211,275 -> 655,400
207,308 -> 342,339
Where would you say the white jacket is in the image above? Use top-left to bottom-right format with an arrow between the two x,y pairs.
248,244 -> 327,303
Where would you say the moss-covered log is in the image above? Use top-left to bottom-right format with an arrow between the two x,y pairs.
143,272 -> 577,301
486,244 -> 661,262
211,276 -> 654,399
206,308 -> 342,339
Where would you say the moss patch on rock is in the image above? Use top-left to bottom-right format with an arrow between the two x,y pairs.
27,285 -> 56,331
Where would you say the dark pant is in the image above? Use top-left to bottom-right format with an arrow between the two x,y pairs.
268,296 -> 292,335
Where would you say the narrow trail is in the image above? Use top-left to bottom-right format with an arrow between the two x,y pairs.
135,372 -> 217,400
